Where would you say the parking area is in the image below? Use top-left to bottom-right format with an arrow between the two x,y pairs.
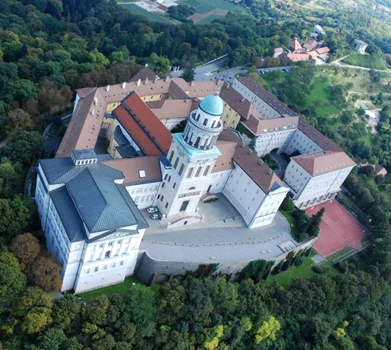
139,193 -> 299,262
143,193 -> 245,235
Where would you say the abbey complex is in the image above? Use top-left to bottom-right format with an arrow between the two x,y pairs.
35,68 -> 355,293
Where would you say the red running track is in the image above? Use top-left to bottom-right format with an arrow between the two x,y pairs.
305,200 -> 367,258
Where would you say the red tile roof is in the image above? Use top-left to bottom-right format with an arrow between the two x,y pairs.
103,156 -> 162,184
292,151 -> 356,176
236,77 -> 297,117
242,115 -> 299,136
113,92 -> 172,156
218,130 -> 286,193
316,47 -> 330,55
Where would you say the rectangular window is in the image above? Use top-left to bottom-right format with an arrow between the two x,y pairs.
94,267 -> 99,272
120,261 -> 124,266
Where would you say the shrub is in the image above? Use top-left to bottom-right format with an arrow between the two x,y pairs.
281,196 -> 294,211
312,265 -> 329,274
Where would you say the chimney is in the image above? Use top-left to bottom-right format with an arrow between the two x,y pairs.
122,82 -> 126,89
241,97 -> 245,103
191,81 -> 195,87
137,79 -> 141,86
267,169 -> 273,175
226,82 -> 230,90
144,77 -> 149,85
145,63 -> 149,67
240,143 -> 245,148
93,97 -> 98,105
185,99 -> 188,103
106,85 -> 110,92
165,76 -> 169,83
258,160 -> 264,165
91,109 -> 95,116
154,75 -> 158,84
248,149 -> 253,155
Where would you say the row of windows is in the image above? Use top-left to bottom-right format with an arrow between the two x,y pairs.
76,159 -> 97,165
129,184 -> 159,194
85,260 -> 125,274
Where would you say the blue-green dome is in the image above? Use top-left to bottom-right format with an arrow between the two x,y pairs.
199,94 -> 224,116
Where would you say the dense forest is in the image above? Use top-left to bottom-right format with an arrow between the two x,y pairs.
0,0 -> 391,349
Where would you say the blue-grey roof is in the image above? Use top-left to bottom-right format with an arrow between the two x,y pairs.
200,94 -> 223,116
66,169 -> 140,232
50,186 -> 87,242
40,158 -> 124,185
160,156 -> 172,169
116,144 -> 137,158
72,149 -> 97,160
114,126 -> 129,146
97,154 -> 113,161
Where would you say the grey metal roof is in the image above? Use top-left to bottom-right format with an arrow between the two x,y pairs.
50,186 -> 87,242
117,185 -> 149,230
72,149 -> 97,160
114,126 -> 129,146
66,168 -> 140,232
40,158 -> 124,185
97,154 -> 113,161
116,144 -> 137,158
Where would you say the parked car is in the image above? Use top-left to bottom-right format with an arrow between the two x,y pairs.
282,68 -> 290,73
147,206 -> 158,213
259,70 -> 265,75
150,212 -> 161,220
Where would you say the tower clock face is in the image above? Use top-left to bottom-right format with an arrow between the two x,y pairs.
177,146 -> 185,157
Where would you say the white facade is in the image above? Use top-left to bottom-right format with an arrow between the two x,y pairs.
284,159 -> 354,209
35,156 -> 147,293
155,135 -> 220,218
126,182 -> 160,209
223,165 -> 288,228
232,80 -> 281,119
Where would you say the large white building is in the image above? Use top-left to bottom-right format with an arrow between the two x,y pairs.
237,77 -> 356,209
35,70 -> 354,292
36,78 -> 290,292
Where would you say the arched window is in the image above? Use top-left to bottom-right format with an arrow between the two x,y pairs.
187,167 -> 194,178
203,138 -> 209,146
211,121 -> 216,128
105,251 -> 111,259
195,137 -> 201,146
197,114 -> 200,121
169,151 -> 174,162
203,119 -> 208,126
188,187 -> 196,190
195,167 -> 202,177
203,165 -> 210,176
179,164 -> 184,176
174,157 -> 179,169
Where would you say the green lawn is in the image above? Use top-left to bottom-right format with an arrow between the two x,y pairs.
120,4 -> 173,24
280,209 -> 299,241
182,0 -> 246,14
342,52 -> 388,70
198,13 -> 225,24
79,276 -> 160,300
267,250 -> 341,288
307,78 -> 340,116
359,134 -> 373,146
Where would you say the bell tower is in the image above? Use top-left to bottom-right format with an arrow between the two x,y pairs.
182,94 -> 223,151
154,94 -> 224,227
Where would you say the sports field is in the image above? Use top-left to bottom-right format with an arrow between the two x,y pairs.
306,201 -> 368,258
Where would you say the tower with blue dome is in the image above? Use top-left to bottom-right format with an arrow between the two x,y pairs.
183,94 -> 224,151
153,94 -> 224,225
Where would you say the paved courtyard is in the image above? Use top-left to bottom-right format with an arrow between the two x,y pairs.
140,194 -> 298,262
